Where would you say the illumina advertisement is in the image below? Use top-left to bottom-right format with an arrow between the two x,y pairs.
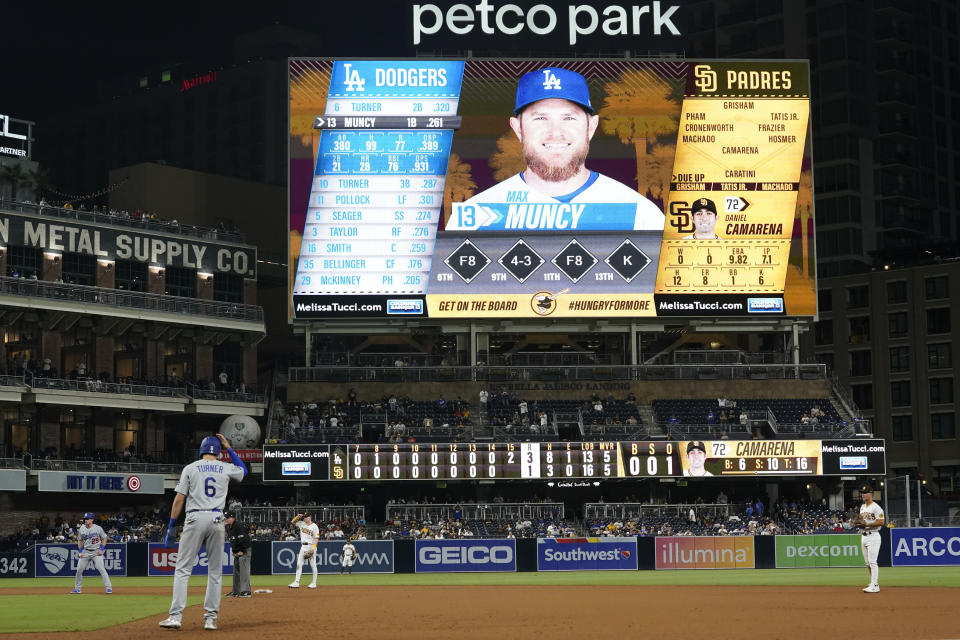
288,59 -> 815,319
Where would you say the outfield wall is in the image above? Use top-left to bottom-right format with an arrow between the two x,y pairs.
4,530 -> 933,577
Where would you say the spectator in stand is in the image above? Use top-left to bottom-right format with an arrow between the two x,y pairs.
706,410 -> 716,425
437,395 -> 447,410
740,411 -> 748,428
479,389 -> 488,411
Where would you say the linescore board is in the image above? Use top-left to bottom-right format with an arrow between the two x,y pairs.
288,59 -> 816,319
262,439 -> 885,482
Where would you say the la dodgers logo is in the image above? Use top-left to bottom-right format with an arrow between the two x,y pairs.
342,64 -> 365,92
541,70 -> 562,90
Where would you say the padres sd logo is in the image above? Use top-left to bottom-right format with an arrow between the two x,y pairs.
530,291 -> 559,316
693,65 -> 717,93
668,201 -> 695,233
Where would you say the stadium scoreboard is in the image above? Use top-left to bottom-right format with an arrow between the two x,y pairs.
289,59 -> 817,319
262,439 -> 885,482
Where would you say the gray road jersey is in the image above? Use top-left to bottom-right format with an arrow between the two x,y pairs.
176,458 -> 245,511
78,524 -> 108,551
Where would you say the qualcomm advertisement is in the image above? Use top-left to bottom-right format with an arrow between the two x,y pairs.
271,541 -> 394,574
891,527 -> 960,567
148,543 -> 234,576
415,538 -> 516,573
537,537 -> 638,571
35,544 -> 127,578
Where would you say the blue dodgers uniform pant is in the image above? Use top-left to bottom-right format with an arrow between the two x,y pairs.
168,511 -> 225,621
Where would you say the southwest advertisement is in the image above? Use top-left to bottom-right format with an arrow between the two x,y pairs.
415,538 -> 517,573
147,543 -> 234,576
537,537 -> 638,571
289,59 -> 816,319
890,528 -> 960,567
35,543 -> 127,578
271,541 -> 394,574
775,535 -> 863,568
655,536 -> 755,569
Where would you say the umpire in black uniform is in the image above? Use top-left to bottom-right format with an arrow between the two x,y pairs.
224,511 -> 252,597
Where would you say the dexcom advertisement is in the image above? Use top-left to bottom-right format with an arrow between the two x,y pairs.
538,537 -> 637,571
891,528 -> 960,567
35,544 -> 127,577
271,541 -> 394,574
415,539 -> 516,573
148,543 -> 234,576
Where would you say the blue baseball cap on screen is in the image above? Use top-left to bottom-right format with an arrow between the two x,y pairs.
515,67 -> 594,115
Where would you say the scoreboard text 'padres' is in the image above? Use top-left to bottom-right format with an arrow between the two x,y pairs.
263,440 -> 885,481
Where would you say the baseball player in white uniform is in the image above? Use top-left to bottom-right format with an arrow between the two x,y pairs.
455,67 -> 664,231
159,434 -> 247,630
340,540 -> 357,575
288,513 -> 320,589
854,486 -> 884,593
682,198 -> 722,239
70,513 -> 113,594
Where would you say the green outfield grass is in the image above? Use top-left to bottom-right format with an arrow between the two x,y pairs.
1,568 -> 958,633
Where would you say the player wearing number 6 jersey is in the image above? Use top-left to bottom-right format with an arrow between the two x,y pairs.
159,434 -> 246,631
70,513 -> 112,594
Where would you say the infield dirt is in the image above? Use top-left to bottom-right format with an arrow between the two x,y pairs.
5,584 -> 956,639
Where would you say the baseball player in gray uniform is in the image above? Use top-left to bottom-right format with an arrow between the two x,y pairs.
159,434 -> 247,631
70,513 -> 113,594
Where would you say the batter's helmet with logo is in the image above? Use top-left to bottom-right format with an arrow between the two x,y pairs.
83,512 -> 95,520
199,436 -> 222,457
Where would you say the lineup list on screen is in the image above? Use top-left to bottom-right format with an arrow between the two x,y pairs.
263,439 -> 886,481
292,61 -> 465,317
289,59 -> 816,319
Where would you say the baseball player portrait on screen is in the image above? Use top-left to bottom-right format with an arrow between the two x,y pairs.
70,512 -> 113,594
451,67 -> 665,233
288,512 -> 320,589
159,433 -> 247,631
853,486 -> 884,593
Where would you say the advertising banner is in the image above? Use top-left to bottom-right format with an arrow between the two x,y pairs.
415,538 -> 516,573
37,471 -> 164,494
655,536 -> 755,569
35,543 -> 127,578
537,537 -> 638,571
147,543 -> 234,576
0,552 -> 33,578
0,469 -> 26,491
891,527 -> 960,567
271,540 -> 394,574
774,534 -> 863,568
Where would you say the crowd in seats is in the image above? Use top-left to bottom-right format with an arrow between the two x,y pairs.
380,517 -> 576,539
279,395 -> 362,443
385,395 -> 474,442
1,509 -> 173,551
777,500 -> 852,534
654,398 -> 845,431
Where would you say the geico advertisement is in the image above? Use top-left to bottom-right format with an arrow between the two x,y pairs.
655,536 -> 755,569
271,541 -> 394,574
891,527 -> 960,566
148,543 -> 234,576
537,537 -> 637,571
415,539 -> 516,573
35,544 -> 127,577
775,534 -> 863,568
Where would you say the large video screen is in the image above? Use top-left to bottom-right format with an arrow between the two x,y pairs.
289,59 -> 815,319
262,439 -> 885,482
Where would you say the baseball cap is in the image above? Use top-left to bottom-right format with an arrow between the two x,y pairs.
692,198 -> 717,215
686,441 -> 707,454
515,67 -> 594,115
860,486 -> 874,494
223,511 -> 235,519
83,512 -> 95,520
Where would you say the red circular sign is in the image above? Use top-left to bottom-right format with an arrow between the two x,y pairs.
126,475 -> 141,492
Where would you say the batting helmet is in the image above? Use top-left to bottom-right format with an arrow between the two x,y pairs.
83,512 -> 95,520
199,436 -> 222,457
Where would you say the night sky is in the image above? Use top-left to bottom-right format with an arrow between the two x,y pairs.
6,5 -> 417,119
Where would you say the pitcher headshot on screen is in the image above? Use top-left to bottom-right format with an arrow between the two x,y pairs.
459,67 -> 664,230
683,441 -> 714,476
683,198 -> 722,239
